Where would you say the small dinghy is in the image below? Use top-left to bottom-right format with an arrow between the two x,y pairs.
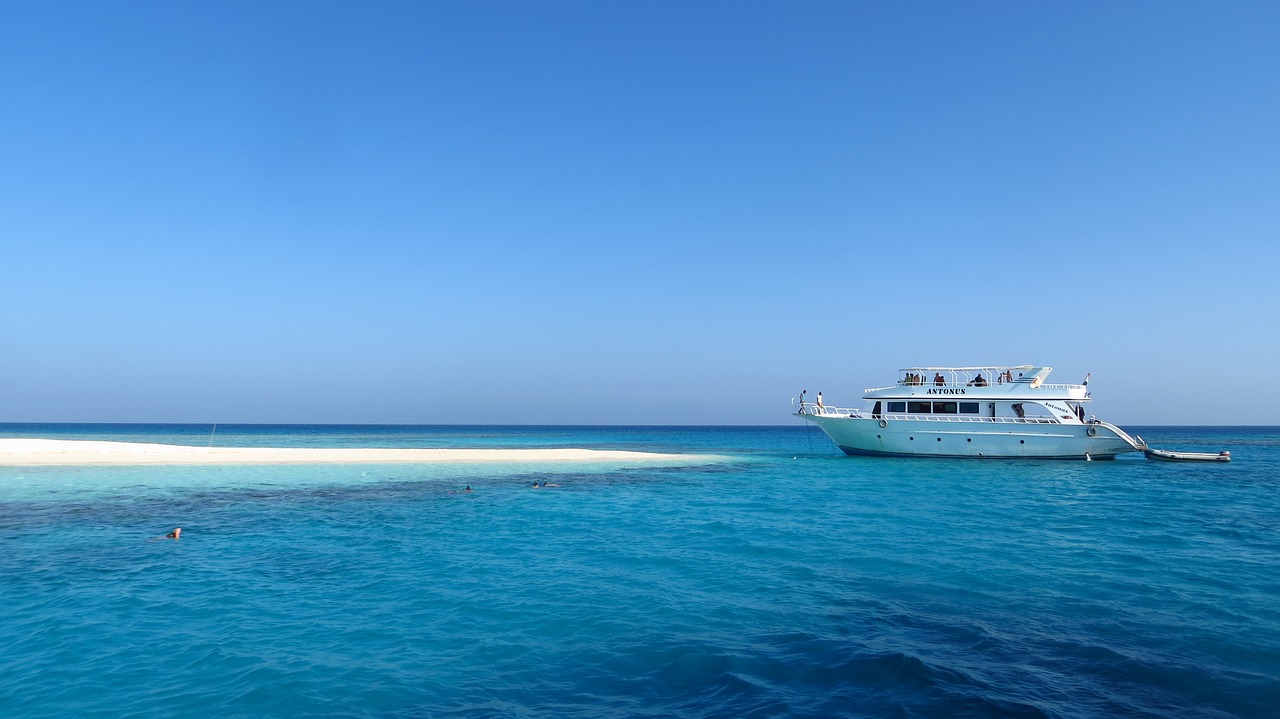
1143,448 -> 1231,463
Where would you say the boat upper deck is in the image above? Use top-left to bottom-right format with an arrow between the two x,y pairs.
864,365 -> 1089,400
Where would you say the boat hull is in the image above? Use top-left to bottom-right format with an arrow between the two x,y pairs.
801,414 -> 1141,459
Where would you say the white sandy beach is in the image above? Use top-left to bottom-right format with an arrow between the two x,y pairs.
0,439 -> 698,466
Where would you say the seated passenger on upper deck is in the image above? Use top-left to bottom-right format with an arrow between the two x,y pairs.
969,373 -> 988,387
934,373 -> 945,386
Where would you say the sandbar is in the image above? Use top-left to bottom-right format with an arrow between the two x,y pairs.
0,439 -> 702,466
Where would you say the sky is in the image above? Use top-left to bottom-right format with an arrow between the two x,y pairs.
1,1 -> 1277,425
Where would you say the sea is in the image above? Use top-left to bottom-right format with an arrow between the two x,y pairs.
1,424 -> 1277,719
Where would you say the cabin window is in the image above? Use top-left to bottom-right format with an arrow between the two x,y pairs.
871,401 -> 882,418
887,401 -> 906,413
959,402 -> 979,414
907,401 -> 931,414
932,402 -> 958,414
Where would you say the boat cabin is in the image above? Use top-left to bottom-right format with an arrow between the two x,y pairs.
862,365 -> 1090,424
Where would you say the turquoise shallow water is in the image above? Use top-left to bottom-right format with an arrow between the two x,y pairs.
1,424 -> 1277,718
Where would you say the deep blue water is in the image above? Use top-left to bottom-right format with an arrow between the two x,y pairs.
1,424 -> 1277,718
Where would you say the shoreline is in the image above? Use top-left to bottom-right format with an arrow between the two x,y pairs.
0,439 -> 704,466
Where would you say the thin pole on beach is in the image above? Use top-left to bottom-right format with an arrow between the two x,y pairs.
208,423 -> 217,448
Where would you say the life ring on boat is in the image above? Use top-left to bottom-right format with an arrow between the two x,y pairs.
879,419 -> 888,428
1086,426 -> 1097,437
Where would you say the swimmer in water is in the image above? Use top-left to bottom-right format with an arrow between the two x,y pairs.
148,527 -> 181,541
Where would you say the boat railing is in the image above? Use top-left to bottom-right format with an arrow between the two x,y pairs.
800,406 -> 1063,424
877,414 -> 1063,425
870,381 -> 1084,391
797,405 -> 847,417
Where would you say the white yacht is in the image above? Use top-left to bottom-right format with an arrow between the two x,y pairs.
796,366 -> 1145,459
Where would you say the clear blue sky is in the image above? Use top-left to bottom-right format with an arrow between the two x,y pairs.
2,1 -> 1277,425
